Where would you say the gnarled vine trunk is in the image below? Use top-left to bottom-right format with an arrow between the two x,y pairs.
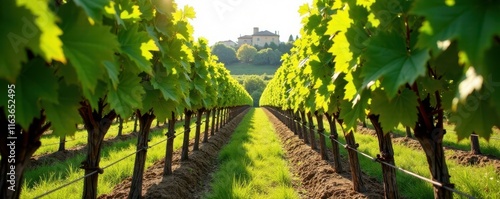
413,95 -> 452,199
128,110 -> 155,199
79,100 -> 117,199
0,110 -> 48,199
368,114 -> 398,199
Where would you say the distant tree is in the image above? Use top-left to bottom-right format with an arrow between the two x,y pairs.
253,49 -> 269,65
252,48 -> 281,66
237,44 -> 258,63
295,35 -> 299,40
263,43 -> 270,49
243,75 -> 266,106
278,42 -> 293,55
269,42 -> 278,50
251,90 -> 262,107
253,44 -> 263,51
270,49 -> 282,65
288,34 -> 294,42
211,43 -> 238,65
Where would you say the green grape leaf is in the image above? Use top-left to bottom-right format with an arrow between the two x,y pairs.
448,92 -> 500,140
339,90 -> 370,132
43,83 -> 81,136
16,58 -> 59,129
104,60 -> 119,89
362,31 -> 429,98
138,0 -> 154,21
141,83 -> 175,121
151,74 -> 180,102
371,88 -> 418,132
108,70 -> 144,117
151,0 -> 174,15
412,0 -> 500,67
118,24 -> 153,74
18,0 -> 65,63
73,0 -> 110,20
59,2 -> 119,93
0,1 -> 35,82
483,42 -> 500,116
82,80 -> 107,109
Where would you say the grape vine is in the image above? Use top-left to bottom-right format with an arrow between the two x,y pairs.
0,0 -> 251,198
261,0 -> 500,198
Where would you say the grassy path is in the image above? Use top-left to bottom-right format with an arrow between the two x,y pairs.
205,108 -> 299,199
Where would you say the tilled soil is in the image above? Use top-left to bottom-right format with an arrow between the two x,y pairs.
264,109 -> 384,199
99,109 -> 249,199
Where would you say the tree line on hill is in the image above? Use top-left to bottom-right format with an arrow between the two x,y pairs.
211,36 -> 295,66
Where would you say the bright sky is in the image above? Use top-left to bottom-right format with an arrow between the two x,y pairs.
175,0 -> 310,45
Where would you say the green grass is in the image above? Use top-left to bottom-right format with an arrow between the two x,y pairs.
34,118 -> 159,156
22,117 -> 207,199
224,62 -> 279,75
205,108 -> 299,199
391,123 -> 500,157
317,120 -> 500,199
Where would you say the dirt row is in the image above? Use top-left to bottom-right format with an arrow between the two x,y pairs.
264,109 -> 385,199
99,109 -> 250,199
355,126 -> 500,173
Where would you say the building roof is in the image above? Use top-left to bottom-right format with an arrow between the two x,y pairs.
252,30 -> 279,36
238,35 -> 253,39
219,40 -> 237,44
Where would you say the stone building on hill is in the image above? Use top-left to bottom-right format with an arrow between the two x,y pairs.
237,27 -> 280,47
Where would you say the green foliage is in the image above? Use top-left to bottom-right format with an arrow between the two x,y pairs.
0,0 -> 252,134
253,48 -> 282,66
211,43 -> 238,65
262,0 -> 500,140
243,76 -> 266,106
236,44 -> 258,63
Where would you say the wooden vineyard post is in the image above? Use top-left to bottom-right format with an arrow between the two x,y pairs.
307,112 -> 317,150
368,114 -> 399,199
58,135 -> 66,152
470,133 -> 481,154
325,113 -> 342,172
300,111 -> 309,144
211,109 -> 216,136
344,130 -> 365,192
203,109 -> 211,142
164,112 -> 176,176
193,109 -> 203,151
295,112 -> 303,139
181,110 -> 193,161
315,112 -> 328,160
117,116 -> 123,137
405,126 -> 412,138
